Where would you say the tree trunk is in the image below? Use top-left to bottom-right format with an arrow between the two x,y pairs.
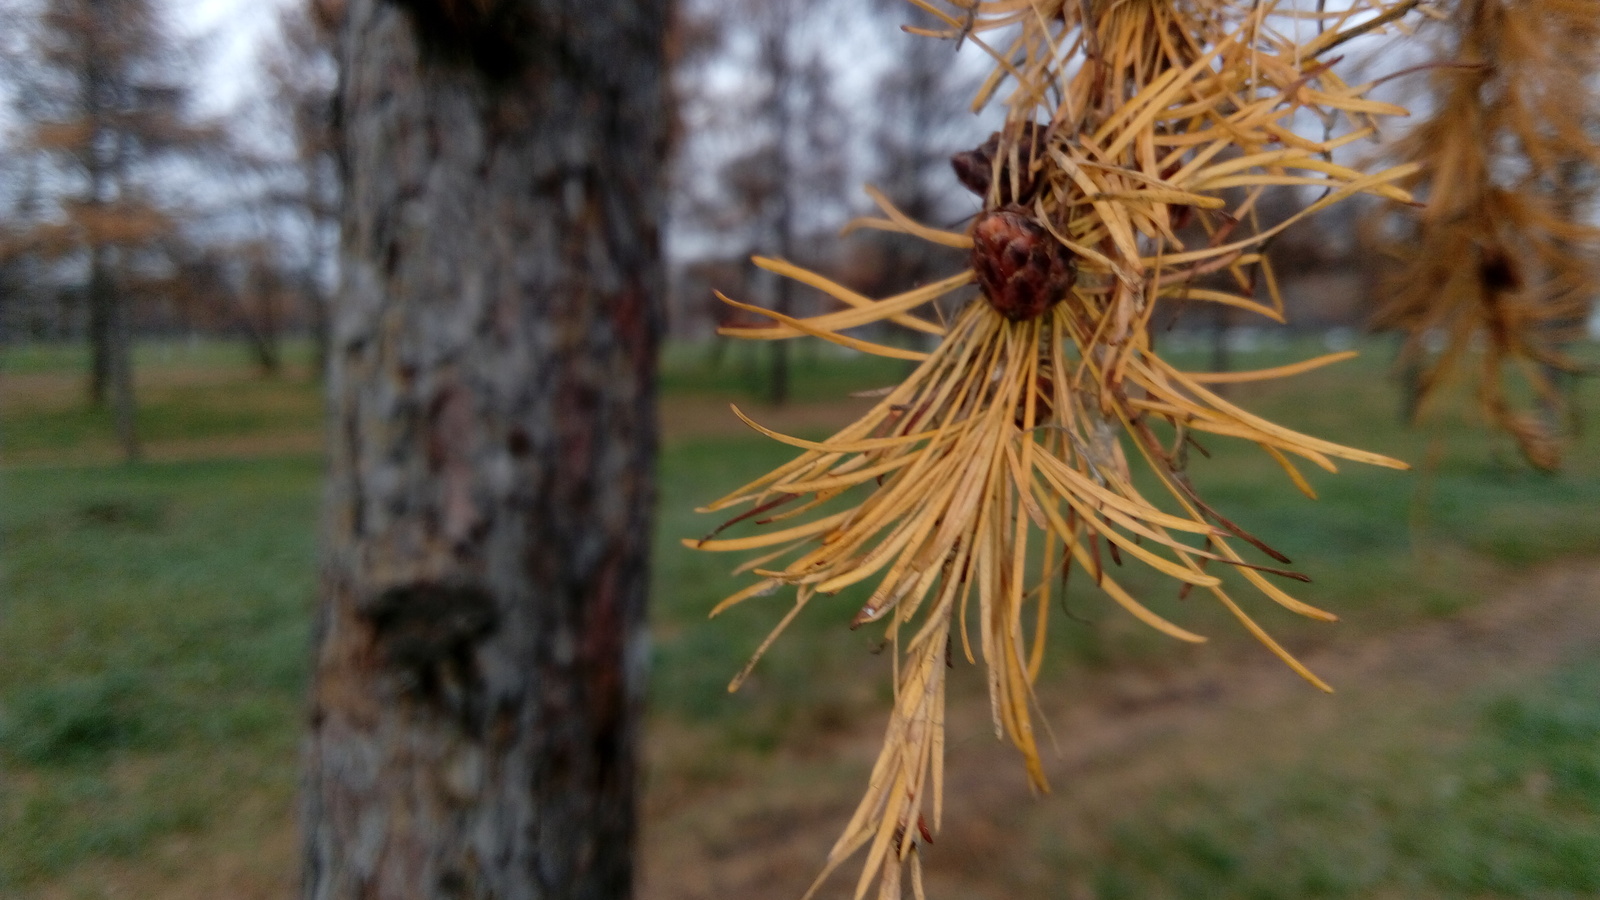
765,27 -> 793,408
770,278 -> 791,405
87,240 -> 140,459
84,34 -> 115,408
301,2 -> 668,899
88,242 -> 113,405
307,270 -> 331,382
237,286 -> 283,378
1208,299 -> 1231,394
106,254 -> 140,462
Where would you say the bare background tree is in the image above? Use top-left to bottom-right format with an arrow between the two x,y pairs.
670,0 -> 849,404
0,0 -> 222,460
860,0 -> 985,311
259,0 -> 342,379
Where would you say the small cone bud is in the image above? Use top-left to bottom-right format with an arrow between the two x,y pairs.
970,207 -> 1077,321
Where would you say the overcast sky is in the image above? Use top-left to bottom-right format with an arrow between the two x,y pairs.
170,0 -> 287,116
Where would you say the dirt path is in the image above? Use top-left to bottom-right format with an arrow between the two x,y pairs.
637,559 -> 1600,900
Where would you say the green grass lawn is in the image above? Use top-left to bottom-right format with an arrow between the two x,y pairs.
1052,653 -> 1600,900
2,336 -> 1599,896
0,457 -> 318,890
1,339 -> 321,462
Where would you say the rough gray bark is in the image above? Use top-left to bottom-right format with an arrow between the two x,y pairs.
301,2 -> 668,898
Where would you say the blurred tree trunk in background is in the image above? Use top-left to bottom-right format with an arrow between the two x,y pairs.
301,1 -> 669,898
264,0 -> 343,381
